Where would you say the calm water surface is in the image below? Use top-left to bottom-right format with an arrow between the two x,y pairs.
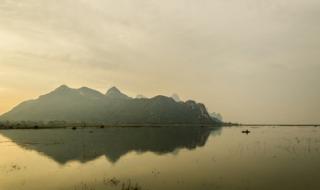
0,126 -> 320,190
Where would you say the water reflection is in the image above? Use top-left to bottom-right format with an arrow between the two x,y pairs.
0,127 -> 221,164
1,126 -> 320,190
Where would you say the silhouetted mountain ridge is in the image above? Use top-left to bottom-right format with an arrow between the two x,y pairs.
0,85 -> 219,125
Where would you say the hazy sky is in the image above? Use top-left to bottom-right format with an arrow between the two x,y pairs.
0,0 -> 319,123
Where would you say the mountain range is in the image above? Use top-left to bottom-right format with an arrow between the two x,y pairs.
0,85 -> 221,126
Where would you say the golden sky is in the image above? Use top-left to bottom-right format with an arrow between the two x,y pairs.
0,0 -> 319,123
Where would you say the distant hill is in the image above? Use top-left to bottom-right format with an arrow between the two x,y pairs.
210,112 -> 223,122
0,85 -> 220,126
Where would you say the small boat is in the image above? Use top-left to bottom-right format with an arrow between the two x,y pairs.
242,129 -> 250,134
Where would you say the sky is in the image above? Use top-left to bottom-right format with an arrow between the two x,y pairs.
0,0 -> 319,124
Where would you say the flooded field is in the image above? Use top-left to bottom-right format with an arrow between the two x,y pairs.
0,126 -> 320,190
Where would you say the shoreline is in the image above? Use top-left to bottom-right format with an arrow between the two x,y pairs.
237,124 -> 320,127
0,123 -> 319,130
0,123 -> 222,130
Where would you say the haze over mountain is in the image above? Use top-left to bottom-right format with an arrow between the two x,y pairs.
171,93 -> 182,102
210,112 -> 223,122
136,94 -> 147,99
0,85 -> 219,126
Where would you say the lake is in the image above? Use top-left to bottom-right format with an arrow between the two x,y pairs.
0,126 -> 320,190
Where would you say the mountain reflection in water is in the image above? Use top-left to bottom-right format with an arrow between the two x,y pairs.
0,127 -> 220,164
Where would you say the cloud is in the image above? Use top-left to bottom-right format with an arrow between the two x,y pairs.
0,0 -> 319,123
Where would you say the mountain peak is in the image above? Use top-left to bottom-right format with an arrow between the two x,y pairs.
51,85 -> 73,94
79,86 -> 97,93
56,84 -> 70,90
107,86 -> 121,93
106,86 -> 130,99
78,87 -> 104,98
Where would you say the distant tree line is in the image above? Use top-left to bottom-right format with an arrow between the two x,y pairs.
0,120 -> 109,129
